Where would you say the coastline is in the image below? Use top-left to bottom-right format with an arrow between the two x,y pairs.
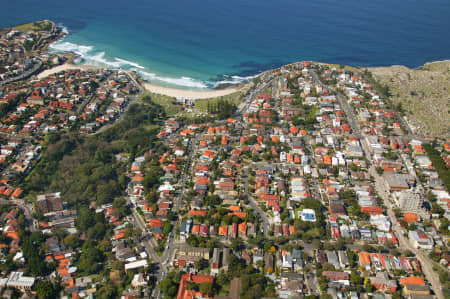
38,21 -> 448,100
36,58 -> 449,100
141,82 -> 241,100
37,64 -> 98,79
37,63 -> 244,99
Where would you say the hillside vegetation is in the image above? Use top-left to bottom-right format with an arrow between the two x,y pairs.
195,88 -> 249,113
23,98 -> 165,208
12,20 -> 53,32
369,61 -> 450,138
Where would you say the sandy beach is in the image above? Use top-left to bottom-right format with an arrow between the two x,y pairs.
37,64 -> 98,79
142,82 -> 241,100
37,64 -> 243,99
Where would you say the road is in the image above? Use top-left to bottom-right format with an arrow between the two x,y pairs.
153,77 -> 275,255
311,69 -> 419,142
125,130 -> 198,298
362,72 -> 414,137
0,61 -> 43,87
234,79 -> 273,117
129,74 -> 299,297
123,70 -> 143,91
370,166 -> 444,299
309,69 -> 376,158
92,70 -> 144,135
0,199 -> 36,231
311,67 -> 443,298
0,131 -> 35,141
309,70 -> 361,137
241,166 -> 270,237
126,187 -> 165,299
234,78 -> 282,237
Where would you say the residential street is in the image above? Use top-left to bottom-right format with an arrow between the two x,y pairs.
370,166 -> 444,299
312,66 -> 445,299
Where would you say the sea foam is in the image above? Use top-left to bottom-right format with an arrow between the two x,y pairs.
49,39 -> 149,70
211,73 -> 259,88
58,24 -> 69,35
48,30 -> 238,90
115,58 -> 146,70
49,41 -> 93,57
138,70 -> 209,89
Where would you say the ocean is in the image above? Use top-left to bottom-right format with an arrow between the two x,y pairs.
1,0 -> 449,90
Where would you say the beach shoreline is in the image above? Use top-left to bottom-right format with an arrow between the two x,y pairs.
37,63 -> 245,100
37,64 -> 98,79
141,81 -> 242,100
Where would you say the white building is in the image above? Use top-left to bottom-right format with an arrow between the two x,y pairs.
4,272 -> 35,290
394,189 -> 423,212
125,260 -> 148,272
408,230 -> 434,250
370,215 -> 391,232
158,181 -> 174,192
131,273 -> 147,288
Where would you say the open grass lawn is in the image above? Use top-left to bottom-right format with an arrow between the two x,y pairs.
13,20 -> 53,32
139,92 -> 182,116
195,89 -> 246,113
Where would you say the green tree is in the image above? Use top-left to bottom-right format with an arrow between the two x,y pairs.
431,203 -> 445,216
231,239 -> 243,251
36,280 -> 60,299
263,240 -> 274,252
163,222 -> 172,235
350,270 -> 363,285
77,207 -> 95,232
96,282 -> 118,299
112,197 -> 128,218
22,235 -> 48,275
160,271 -> 182,298
77,244 -> 104,275
199,282 -> 214,294
376,166 -> 384,175
63,234 -> 81,249
88,222 -> 107,240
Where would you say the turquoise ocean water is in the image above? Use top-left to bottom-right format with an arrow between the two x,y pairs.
1,0 -> 449,89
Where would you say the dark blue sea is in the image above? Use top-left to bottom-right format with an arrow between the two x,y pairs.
1,0 -> 449,89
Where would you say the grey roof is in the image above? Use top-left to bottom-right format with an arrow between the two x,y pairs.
292,248 -> 302,259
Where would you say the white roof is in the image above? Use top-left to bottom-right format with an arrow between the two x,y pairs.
125,259 -> 148,270
6,272 -> 35,288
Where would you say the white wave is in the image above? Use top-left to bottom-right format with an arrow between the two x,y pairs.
49,39 -> 210,89
222,73 -> 259,80
115,58 -> 145,69
138,70 -> 157,79
49,41 -> 93,56
231,74 -> 259,80
49,41 -> 144,70
211,73 -> 259,88
84,51 -> 124,68
138,70 -> 209,89
58,24 -> 69,35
